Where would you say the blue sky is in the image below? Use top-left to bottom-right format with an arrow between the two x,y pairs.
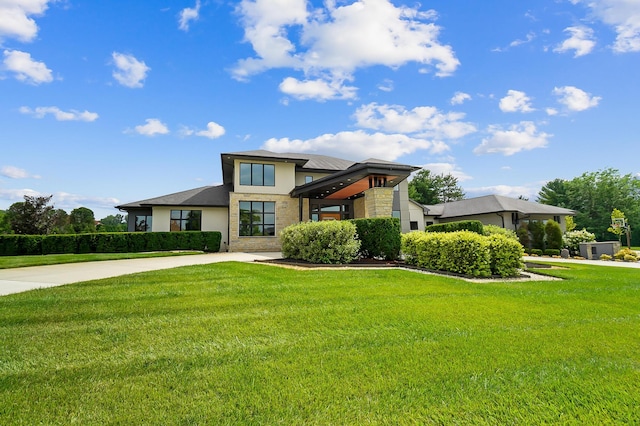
1,0 -> 639,220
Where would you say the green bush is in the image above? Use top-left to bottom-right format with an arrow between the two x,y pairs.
281,221 -> 361,264
483,224 -> 518,240
530,249 -> 543,256
545,220 -> 563,250
402,231 -> 492,278
487,234 -> 524,277
0,231 -> 222,256
517,223 -> 530,249
529,221 -> 545,250
544,249 -> 561,256
614,248 -> 638,261
350,217 -> 401,260
599,254 -> 612,261
425,220 -> 484,235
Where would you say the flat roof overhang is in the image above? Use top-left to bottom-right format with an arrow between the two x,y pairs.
290,163 -> 419,200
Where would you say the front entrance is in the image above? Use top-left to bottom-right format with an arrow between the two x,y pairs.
319,212 -> 341,221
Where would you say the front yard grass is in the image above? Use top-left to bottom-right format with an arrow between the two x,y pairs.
1,262 -> 639,424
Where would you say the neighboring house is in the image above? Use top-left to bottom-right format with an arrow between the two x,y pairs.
117,150 -> 419,252
420,194 -> 576,232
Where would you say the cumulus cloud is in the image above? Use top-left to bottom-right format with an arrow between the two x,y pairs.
131,118 -> 169,136
474,121 -> 551,156
419,162 -> 472,181
499,90 -> 535,113
572,0 -> 640,52
182,121 -> 226,139
178,0 -> 201,31
450,91 -> 471,105
279,76 -> 357,101
553,86 -> 601,111
353,103 -> 477,140
263,130 -> 449,162
2,49 -> 52,84
19,106 -> 98,122
0,0 -> 50,43
554,26 -> 596,57
1,165 -> 40,179
233,0 -> 459,99
111,52 -> 150,88
377,79 -> 394,92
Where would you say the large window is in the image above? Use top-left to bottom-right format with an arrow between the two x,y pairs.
170,210 -> 202,231
239,163 -> 275,186
239,201 -> 275,236
135,215 -> 152,232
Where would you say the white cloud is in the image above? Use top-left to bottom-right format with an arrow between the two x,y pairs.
499,90 -> 535,113
19,106 -> 98,122
197,122 -> 225,139
554,26 -> 596,57
131,118 -> 169,136
0,0 -> 50,43
546,107 -> 559,116
509,31 -> 536,48
178,0 -> 201,31
2,49 -> 52,84
353,103 -> 477,140
111,52 -> 150,88
572,0 -> 640,52
234,0 -> 459,98
1,165 -> 40,179
419,162 -> 472,181
450,91 -> 471,105
377,79 -> 394,92
263,130 -> 449,162
553,86 -> 601,111
279,76 -> 357,101
474,121 -> 551,156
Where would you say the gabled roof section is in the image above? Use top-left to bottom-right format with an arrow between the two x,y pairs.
221,150 -> 356,184
422,194 -> 575,219
116,184 -> 231,209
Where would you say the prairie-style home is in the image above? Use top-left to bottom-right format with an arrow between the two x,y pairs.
117,150 -> 419,252
117,149 -> 575,252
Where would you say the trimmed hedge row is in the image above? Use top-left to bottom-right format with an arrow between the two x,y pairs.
425,220 -> 484,235
350,217 -> 401,260
0,232 -> 222,256
280,221 -> 361,264
402,231 -> 524,278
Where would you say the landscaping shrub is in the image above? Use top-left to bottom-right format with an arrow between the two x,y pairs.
545,220 -> 563,250
350,217 -> 401,260
544,249 -> 561,256
528,221 -> 545,250
563,229 -> 596,253
487,234 -> 524,277
517,223 -> 530,249
425,220 -> 484,235
530,249 -> 543,256
402,231 -> 492,278
281,221 -> 361,264
483,224 -> 518,240
614,248 -> 638,262
599,254 -> 612,261
0,231 -> 221,256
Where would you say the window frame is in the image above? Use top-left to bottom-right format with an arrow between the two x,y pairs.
170,210 -> 202,231
239,201 -> 276,237
239,162 -> 275,187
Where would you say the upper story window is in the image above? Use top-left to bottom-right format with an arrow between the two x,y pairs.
305,176 -> 313,184
170,210 -> 202,231
240,163 -> 275,186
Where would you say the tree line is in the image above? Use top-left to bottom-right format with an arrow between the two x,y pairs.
0,195 -> 127,235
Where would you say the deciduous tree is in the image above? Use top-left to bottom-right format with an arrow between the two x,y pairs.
408,170 -> 465,205
5,195 -> 56,235
69,207 -> 96,233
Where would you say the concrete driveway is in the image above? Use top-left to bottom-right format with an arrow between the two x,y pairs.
0,252 -> 281,297
524,255 -> 640,269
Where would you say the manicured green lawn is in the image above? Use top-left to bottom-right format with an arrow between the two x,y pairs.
1,262 -> 638,424
0,251 -> 202,269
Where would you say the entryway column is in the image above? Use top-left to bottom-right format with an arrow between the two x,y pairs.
363,187 -> 393,218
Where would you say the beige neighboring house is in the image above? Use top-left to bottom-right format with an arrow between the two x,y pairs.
117,150 -> 419,252
420,194 -> 576,232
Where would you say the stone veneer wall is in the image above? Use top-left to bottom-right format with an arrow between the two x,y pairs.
353,197 -> 366,219
363,187 -> 393,218
228,192 -> 301,252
